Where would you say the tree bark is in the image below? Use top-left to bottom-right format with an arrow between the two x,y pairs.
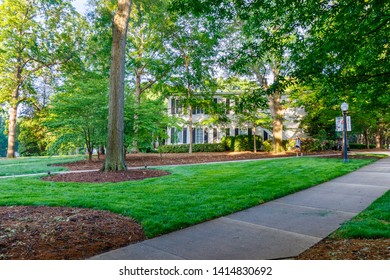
253,126 -> 257,153
185,56 -> 193,154
6,104 -> 18,158
102,0 -> 132,171
269,90 -> 284,153
254,67 -> 284,153
376,120 -> 383,149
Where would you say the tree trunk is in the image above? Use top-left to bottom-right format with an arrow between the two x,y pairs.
375,120 -> 383,149
189,105 -> 193,154
84,128 -> 93,162
253,126 -> 257,153
364,128 -> 370,149
102,0 -> 132,171
132,72 -> 141,153
6,104 -> 18,158
268,90 -> 283,153
254,67 -> 284,153
7,60 -> 22,158
185,56 -> 193,154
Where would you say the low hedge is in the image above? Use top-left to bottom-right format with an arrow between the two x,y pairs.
158,143 -> 226,153
222,135 -> 263,152
349,143 -> 376,149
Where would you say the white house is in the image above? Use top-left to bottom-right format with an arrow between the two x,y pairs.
166,92 -> 305,145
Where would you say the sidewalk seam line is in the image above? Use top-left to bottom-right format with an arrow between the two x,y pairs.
220,217 -> 323,241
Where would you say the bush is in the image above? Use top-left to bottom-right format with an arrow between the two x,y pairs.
296,138 -> 337,152
222,135 -> 263,152
157,143 -> 226,153
222,136 -> 235,151
349,143 -> 376,149
262,140 -> 273,152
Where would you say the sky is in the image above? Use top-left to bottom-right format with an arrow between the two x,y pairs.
72,0 -> 88,15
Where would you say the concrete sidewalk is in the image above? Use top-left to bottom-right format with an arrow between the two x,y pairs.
91,156 -> 390,260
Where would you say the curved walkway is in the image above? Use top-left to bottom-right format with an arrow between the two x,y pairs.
91,154 -> 390,260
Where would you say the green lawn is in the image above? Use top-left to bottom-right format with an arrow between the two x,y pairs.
331,189 -> 390,239
0,155 -> 85,176
0,157 -> 377,238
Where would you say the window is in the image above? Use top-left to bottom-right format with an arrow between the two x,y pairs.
170,127 -> 183,144
177,128 -> 183,143
192,106 -> 204,115
170,99 -> 175,115
225,98 -> 230,114
170,127 -> 176,144
196,128 -> 203,143
183,127 -> 187,144
170,98 -> 182,114
264,130 -> 269,141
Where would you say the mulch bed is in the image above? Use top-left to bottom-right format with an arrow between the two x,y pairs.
41,169 -> 171,183
0,206 -> 145,260
295,238 -> 390,260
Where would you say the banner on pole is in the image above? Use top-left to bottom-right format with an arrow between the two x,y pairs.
336,116 -> 351,132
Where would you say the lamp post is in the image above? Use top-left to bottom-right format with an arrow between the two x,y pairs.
341,102 -> 349,162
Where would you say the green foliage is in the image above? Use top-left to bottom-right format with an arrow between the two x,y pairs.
222,135 -> 263,152
332,190 -> 390,239
262,139 -> 292,152
0,157 -> 375,237
262,140 -> 273,152
349,143 -> 376,150
44,72 -> 108,157
298,138 -> 336,152
18,114 -> 49,156
0,0 -> 87,157
0,111 -> 7,157
125,92 -> 176,152
158,143 -> 225,153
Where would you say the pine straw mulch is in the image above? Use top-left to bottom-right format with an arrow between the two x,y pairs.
1,151 -> 389,260
0,206 -> 145,260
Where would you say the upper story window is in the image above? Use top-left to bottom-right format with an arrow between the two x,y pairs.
171,98 -> 182,114
225,98 -> 231,114
192,106 -> 204,115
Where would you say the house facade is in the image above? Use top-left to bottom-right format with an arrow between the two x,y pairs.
166,92 -> 305,145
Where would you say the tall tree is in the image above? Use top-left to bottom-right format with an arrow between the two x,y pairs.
172,0 -> 300,152
0,109 -> 7,157
233,89 -> 270,152
102,0 -> 132,171
288,0 -> 390,146
45,72 -> 108,160
0,0 -> 82,158
126,0 -> 177,152
167,14 -> 220,153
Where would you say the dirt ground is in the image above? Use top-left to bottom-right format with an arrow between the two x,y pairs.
1,151 -> 389,259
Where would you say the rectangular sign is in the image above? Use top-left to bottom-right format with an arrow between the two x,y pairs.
336,116 -> 351,132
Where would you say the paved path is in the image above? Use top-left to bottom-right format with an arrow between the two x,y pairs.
91,155 -> 390,260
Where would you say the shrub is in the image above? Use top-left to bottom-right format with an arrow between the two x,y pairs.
262,140 -> 273,152
222,136 -> 235,151
222,135 -> 263,152
349,143 -> 376,149
157,143 -> 226,153
297,138 -> 337,152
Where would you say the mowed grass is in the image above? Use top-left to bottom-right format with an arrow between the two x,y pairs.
331,189 -> 390,239
0,157 -> 377,238
0,155 -> 85,176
